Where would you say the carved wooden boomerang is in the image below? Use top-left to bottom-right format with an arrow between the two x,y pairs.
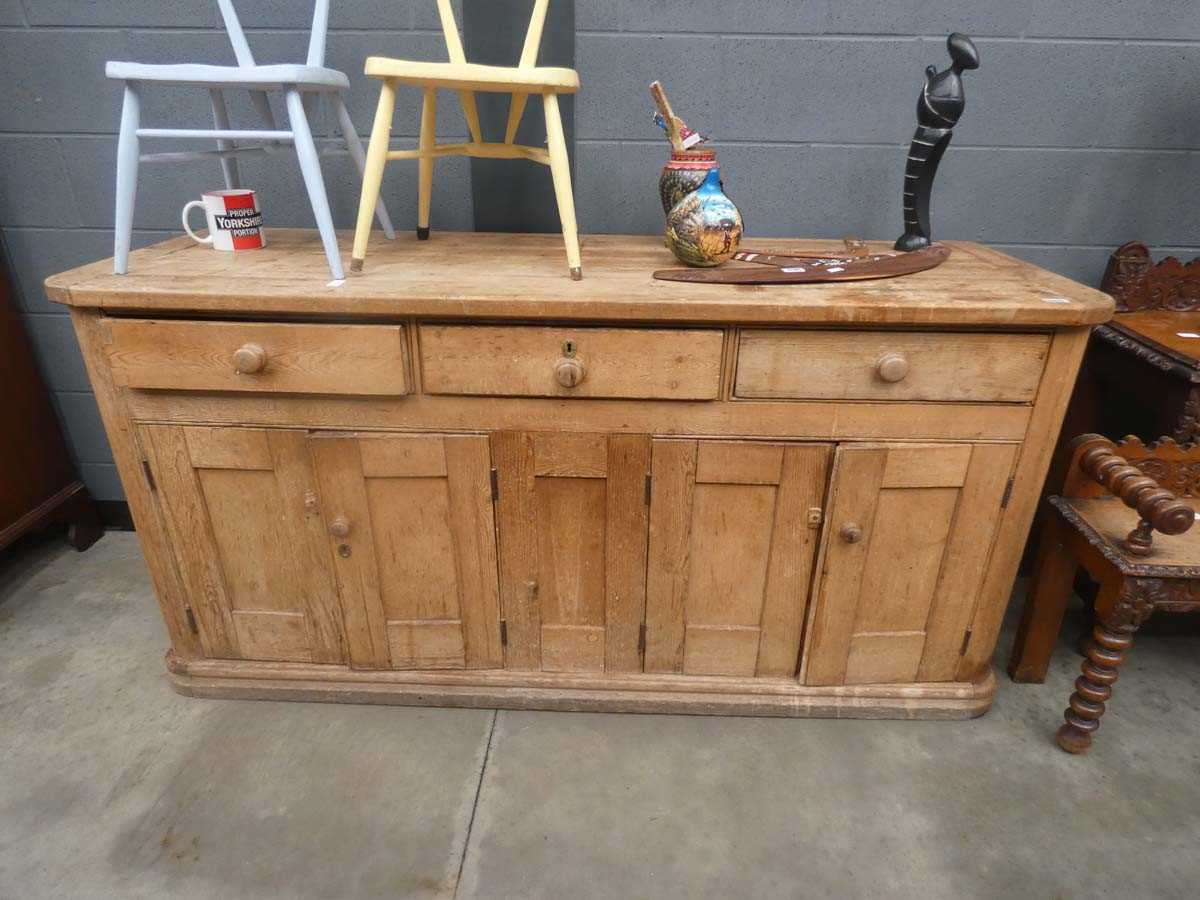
652,242 -> 951,285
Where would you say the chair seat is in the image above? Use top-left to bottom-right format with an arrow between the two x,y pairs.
363,57 -> 579,93
1052,496 -> 1200,571
105,62 -> 349,90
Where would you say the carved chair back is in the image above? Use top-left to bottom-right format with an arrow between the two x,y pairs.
434,0 -> 552,68
216,0 -> 332,67
1100,241 -> 1200,313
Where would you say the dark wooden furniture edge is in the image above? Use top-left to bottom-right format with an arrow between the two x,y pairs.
1093,323 -> 1200,383
0,481 -> 102,553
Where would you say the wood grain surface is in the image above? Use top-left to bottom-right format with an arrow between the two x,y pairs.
735,330 -> 1049,402
46,231 -> 1113,326
107,319 -> 410,396
420,324 -> 723,400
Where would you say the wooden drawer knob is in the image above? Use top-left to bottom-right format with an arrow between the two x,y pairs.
554,356 -> 587,388
233,343 -> 268,375
875,353 -> 910,383
839,522 -> 863,544
328,516 -> 351,539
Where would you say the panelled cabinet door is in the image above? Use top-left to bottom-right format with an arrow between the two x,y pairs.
140,425 -> 345,664
803,442 -> 1018,686
309,433 -> 503,671
645,441 -> 831,678
492,432 -> 651,673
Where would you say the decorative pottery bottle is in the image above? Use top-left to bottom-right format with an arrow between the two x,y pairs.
665,167 -> 743,267
659,148 -> 720,215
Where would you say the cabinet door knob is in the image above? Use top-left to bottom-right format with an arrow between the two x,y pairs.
233,343 -> 268,375
839,522 -> 863,544
329,516 -> 351,539
554,356 -> 587,388
875,352 -> 909,383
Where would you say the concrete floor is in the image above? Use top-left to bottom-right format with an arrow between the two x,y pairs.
2,534 -> 1200,899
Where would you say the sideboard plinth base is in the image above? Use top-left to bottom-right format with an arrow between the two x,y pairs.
165,652 -> 996,720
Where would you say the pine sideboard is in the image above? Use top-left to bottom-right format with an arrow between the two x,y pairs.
46,231 -> 1113,718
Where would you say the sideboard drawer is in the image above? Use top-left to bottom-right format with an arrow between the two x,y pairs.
107,319 -> 410,395
735,330 -> 1049,403
420,325 -> 725,400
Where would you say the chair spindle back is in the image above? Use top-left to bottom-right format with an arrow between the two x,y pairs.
213,0 -> 333,68
435,0 -> 551,67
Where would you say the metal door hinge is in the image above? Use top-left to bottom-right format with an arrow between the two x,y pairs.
499,619 -> 508,647
638,623 -> 647,653
1000,477 -> 1015,509
141,458 -> 157,492
184,607 -> 199,634
806,507 -> 823,529
960,628 -> 973,655
644,473 -> 653,505
490,467 -> 499,502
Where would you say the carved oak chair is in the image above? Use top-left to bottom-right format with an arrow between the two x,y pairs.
350,0 -> 583,279
1010,434 -> 1200,753
106,0 -> 395,280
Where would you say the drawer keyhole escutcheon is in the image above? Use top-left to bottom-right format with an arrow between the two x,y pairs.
555,340 -> 587,389
329,516 -> 351,539
233,343 -> 268,375
840,522 -> 863,544
875,352 -> 909,383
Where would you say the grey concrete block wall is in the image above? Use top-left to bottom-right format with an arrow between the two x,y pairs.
574,4 -> 1200,272
2,0 -> 1200,504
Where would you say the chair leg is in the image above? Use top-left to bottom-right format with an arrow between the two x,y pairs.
285,88 -> 343,281
417,87 -> 437,240
352,79 -> 396,272
248,89 -> 286,155
505,92 -> 530,144
113,83 -> 141,275
1008,512 -> 1077,683
543,92 -> 582,280
208,88 -> 241,190
333,95 -> 395,240
1056,578 -> 1152,754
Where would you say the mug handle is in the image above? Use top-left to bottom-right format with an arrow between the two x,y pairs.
182,200 -> 214,245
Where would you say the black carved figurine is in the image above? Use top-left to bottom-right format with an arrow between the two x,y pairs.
895,33 -> 980,252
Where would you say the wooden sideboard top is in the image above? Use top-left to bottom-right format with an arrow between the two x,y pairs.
46,230 -> 1113,327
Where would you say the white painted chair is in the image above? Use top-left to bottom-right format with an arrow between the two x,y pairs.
351,0 -> 583,279
105,0 -> 394,279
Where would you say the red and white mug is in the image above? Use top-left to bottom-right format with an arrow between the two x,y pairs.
182,189 -> 266,251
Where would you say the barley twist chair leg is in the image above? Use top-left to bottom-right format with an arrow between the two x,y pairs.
1056,619 -> 1135,753
1056,578 -> 1156,754
352,79 -> 396,272
543,91 -> 582,280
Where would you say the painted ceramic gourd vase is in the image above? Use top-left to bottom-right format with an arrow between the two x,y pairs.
659,148 -> 719,214
664,167 -> 743,267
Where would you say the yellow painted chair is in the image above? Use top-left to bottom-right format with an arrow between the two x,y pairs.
351,0 -> 583,279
